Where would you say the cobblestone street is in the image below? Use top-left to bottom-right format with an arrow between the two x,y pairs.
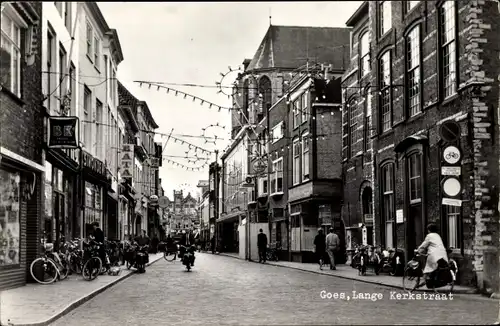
51,253 -> 498,325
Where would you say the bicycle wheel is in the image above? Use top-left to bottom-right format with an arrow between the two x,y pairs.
58,256 -> 70,280
164,251 -> 177,262
82,257 -> 102,281
30,257 -> 58,285
69,254 -> 82,274
403,268 -> 422,293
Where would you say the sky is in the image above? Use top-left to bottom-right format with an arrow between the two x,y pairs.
98,1 -> 363,199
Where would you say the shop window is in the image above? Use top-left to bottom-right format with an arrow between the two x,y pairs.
0,166 -> 21,266
445,205 -> 460,249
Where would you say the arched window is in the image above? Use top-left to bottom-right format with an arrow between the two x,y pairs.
381,163 -> 395,249
359,32 -> 370,76
258,76 -> 272,111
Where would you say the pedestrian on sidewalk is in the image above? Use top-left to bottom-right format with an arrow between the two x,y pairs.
325,228 -> 340,270
210,235 -> 216,254
92,222 -> 107,268
314,229 -> 326,270
257,229 -> 267,263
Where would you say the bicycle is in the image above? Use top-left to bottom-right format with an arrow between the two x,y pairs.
30,239 -> 70,285
81,239 -> 103,281
163,244 -> 178,262
403,249 -> 457,294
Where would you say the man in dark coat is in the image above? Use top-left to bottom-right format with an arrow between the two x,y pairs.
180,231 -> 195,266
314,229 -> 326,270
257,229 -> 268,263
210,236 -> 216,254
92,222 -> 106,267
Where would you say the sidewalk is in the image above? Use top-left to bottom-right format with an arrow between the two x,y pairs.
0,253 -> 164,326
219,252 -> 479,295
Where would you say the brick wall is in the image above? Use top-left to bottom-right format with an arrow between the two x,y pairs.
0,1 -> 44,164
463,0 -> 500,293
315,105 -> 342,180
365,0 -> 500,288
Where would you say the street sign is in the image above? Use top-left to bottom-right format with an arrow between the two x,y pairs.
396,209 -> 404,224
442,177 -> 461,197
47,116 -> 79,148
443,145 -> 461,164
442,198 -> 462,207
441,166 -> 461,176
158,196 -> 169,208
439,120 -> 461,143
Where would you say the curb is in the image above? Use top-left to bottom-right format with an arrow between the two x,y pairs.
218,253 -> 481,296
6,255 -> 163,326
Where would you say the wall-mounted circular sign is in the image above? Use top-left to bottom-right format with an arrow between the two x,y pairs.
443,145 -> 461,164
442,177 -> 461,197
439,120 -> 461,143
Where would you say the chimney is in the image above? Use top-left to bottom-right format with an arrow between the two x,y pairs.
242,59 -> 251,71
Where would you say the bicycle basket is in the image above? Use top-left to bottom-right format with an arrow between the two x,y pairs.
407,260 -> 419,269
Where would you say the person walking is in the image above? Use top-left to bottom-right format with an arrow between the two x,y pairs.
210,235 -> 216,254
257,229 -> 268,263
325,228 -> 340,270
314,229 -> 326,270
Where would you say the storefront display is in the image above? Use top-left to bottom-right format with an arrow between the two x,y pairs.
0,167 -> 21,266
84,181 -> 103,237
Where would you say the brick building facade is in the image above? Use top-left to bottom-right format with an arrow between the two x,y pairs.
342,0 -> 499,291
0,2 -> 43,290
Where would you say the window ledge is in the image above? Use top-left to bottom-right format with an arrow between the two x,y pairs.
258,193 -> 268,199
94,65 -> 101,74
86,53 -> 94,64
441,93 -> 459,107
407,112 -> 424,124
378,28 -> 393,42
378,129 -> 394,140
0,85 -> 24,106
270,192 -> 284,197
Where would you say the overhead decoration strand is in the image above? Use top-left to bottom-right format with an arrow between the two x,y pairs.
135,81 -> 233,112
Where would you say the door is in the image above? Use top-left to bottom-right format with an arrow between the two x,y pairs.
276,222 -> 282,247
407,204 -> 423,256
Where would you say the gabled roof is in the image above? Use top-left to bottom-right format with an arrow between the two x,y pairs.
118,81 -> 158,129
246,25 -> 351,72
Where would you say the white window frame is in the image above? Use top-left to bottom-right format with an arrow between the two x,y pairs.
382,163 -> 394,249
405,1 -> 420,14
271,122 -> 283,144
1,5 -> 26,97
407,26 -> 421,117
292,138 -> 300,185
83,86 -> 92,148
94,36 -> 100,70
301,92 -> 309,123
440,0 -> 457,99
86,21 -> 93,59
379,1 -> 392,37
271,157 -> 283,194
379,51 -> 392,132
258,177 -> 268,196
446,205 -> 459,249
293,100 -> 300,129
302,132 -> 310,181
359,32 -> 370,76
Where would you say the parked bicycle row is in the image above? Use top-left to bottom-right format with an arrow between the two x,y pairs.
29,234 -> 153,285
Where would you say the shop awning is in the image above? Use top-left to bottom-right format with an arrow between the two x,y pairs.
217,210 -> 244,223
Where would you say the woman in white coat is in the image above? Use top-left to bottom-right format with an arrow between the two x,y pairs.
416,223 -> 448,281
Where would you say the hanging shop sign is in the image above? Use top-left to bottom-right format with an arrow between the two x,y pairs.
149,157 -> 160,169
47,116 -> 79,149
443,145 -> 461,165
82,150 -> 106,177
158,196 -> 169,208
120,144 -> 134,179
